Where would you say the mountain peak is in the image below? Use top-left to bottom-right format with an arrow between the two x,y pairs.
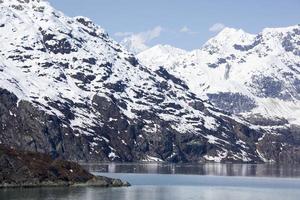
1,0 -> 50,9
218,27 -> 245,35
137,44 -> 187,68
0,0 -> 57,22
145,44 -> 187,54
202,27 -> 255,53
212,27 -> 254,42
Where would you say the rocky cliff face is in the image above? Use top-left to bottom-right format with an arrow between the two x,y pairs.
0,0 -> 298,164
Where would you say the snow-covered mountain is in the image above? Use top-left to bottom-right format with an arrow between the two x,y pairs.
0,0 -> 299,164
138,25 -> 300,127
0,0 -> 261,163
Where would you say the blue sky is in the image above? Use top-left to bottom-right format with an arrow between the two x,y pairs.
48,0 -> 300,51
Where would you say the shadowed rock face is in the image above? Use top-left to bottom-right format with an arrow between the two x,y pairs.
0,145 -> 129,188
256,125 -> 300,164
250,75 -> 287,99
282,28 -> 300,56
207,92 -> 257,114
0,88 -> 264,164
0,88 -> 103,162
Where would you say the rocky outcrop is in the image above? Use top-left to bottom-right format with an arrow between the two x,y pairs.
0,145 -> 129,188
256,125 -> 300,164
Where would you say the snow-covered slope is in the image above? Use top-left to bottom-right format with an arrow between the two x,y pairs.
0,0 -> 279,163
138,25 -> 300,126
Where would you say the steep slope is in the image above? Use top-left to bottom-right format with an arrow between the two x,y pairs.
0,0 -> 298,164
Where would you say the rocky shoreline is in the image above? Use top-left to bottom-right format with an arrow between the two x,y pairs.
0,145 -> 129,188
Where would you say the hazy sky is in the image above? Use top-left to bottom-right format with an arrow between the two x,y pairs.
48,0 -> 300,51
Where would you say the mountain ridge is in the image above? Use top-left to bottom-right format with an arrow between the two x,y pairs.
138,24 -> 300,125
0,0 -> 299,164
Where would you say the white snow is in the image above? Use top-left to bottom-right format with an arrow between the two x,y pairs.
142,155 -> 164,162
108,152 -> 119,160
204,150 -> 228,162
203,116 -> 218,131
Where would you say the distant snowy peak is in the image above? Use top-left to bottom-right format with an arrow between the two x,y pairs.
200,24 -> 300,62
139,24 -> 300,71
202,27 -> 256,54
147,44 -> 187,55
202,25 -> 299,55
137,45 -> 187,69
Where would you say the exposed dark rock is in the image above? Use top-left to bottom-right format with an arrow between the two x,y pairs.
155,67 -> 189,89
207,58 -> 228,68
257,126 -> 300,164
71,72 -> 96,84
245,114 -> 289,126
207,92 -> 257,114
234,35 -> 262,51
75,17 -> 109,39
282,29 -> 300,56
190,100 -> 205,111
104,81 -> 127,93
250,75 -> 290,99
40,30 -> 76,55
82,58 -> 97,65
92,95 -> 122,121
125,56 -> 139,67
11,4 -> 24,11
76,17 -> 94,28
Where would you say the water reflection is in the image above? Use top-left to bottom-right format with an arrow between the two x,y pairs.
82,163 -> 300,178
1,185 -> 300,200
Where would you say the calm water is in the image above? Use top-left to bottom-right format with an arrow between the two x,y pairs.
83,162 -> 300,177
1,163 -> 300,200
